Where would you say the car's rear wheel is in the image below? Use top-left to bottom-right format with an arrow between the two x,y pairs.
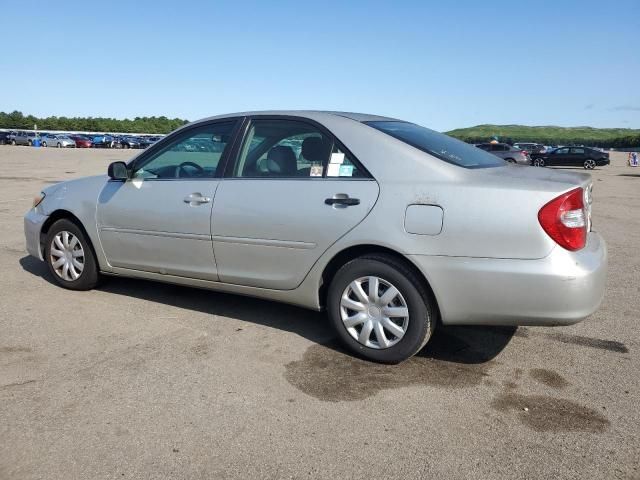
42,141 -> 47,147
123,143 -> 130,149
56,142 -> 61,148
327,254 -> 435,363
505,158 -> 516,164
534,158 -> 545,167
11,139 -> 16,145
44,219 -> 100,290
584,159 -> 596,169
28,140 -> 32,146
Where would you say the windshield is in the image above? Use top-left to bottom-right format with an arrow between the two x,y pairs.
365,121 -> 504,169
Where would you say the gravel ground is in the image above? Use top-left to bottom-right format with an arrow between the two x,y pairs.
0,146 -> 638,479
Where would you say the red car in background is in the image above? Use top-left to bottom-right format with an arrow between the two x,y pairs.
69,135 -> 93,148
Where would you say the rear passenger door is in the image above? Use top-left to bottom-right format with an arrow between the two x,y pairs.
569,147 -> 586,165
211,117 -> 379,290
548,147 -> 570,166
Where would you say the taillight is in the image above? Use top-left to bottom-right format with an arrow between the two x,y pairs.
538,187 -> 587,251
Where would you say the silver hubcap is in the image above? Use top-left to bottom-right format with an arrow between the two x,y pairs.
585,160 -> 595,169
340,276 -> 409,349
50,231 -> 85,281
535,159 -> 544,167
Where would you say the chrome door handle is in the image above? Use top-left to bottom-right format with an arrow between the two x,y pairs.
184,193 -> 211,205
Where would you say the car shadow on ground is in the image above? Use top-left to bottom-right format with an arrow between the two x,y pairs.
19,255 -> 516,364
618,173 -> 640,177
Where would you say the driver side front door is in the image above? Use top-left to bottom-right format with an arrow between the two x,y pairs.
96,120 -> 238,281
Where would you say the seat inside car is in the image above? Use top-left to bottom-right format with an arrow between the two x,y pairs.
266,145 -> 297,176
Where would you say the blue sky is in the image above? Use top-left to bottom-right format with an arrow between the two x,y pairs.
2,0 -> 639,131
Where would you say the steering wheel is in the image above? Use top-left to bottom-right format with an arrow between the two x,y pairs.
175,161 -> 205,178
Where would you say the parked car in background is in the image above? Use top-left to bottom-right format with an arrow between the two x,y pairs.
69,135 -> 93,148
23,111 -> 606,363
514,142 -> 546,154
11,131 -> 38,146
475,143 -> 531,165
531,147 -> 610,169
145,136 -> 163,145
119,136 -> 143,149
42,134 -> 76,148
92,134 -> 114,148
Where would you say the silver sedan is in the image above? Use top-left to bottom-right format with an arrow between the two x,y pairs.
24,111 -> 607,363
42,134 -> 76,148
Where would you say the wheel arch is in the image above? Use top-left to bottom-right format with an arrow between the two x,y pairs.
40,210 -> 99,263
318,244 -> 441,322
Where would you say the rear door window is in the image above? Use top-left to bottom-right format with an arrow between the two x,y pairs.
232,119 -> 367,179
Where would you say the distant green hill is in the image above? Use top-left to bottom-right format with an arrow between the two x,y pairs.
446,124 -> 640,148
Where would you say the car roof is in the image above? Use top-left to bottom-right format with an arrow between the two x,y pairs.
192,110 -> 402,125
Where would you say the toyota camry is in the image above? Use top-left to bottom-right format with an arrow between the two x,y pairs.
24,111 -> 607,363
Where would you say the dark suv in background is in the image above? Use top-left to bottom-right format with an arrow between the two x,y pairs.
532,146 -> 610,169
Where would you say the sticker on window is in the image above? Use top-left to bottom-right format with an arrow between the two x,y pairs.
310,164 -> 323,177
330,152 -> 345,165
339,165 -> 354,177
327,163 -> 340,177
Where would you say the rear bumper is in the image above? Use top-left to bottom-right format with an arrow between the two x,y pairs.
409,232 -> 607,326
24,209 -> 47,261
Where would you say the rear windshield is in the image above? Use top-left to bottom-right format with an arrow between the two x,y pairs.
365,121 -> 504,169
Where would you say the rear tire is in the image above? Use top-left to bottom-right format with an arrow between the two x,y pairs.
584,159 -> 596,170
327,254 -> 436,363
11,139 -> 16,145
505,158 -> 516,164
44,219 -> 100,290
42,141 -> 47,147
56,143 -> 61,148
28,140 -> 32,146
534,158 -> 545,167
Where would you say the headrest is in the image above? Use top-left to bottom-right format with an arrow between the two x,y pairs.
301,136 -> 331,164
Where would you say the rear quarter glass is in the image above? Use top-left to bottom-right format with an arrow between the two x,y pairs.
364,121 -> 504,169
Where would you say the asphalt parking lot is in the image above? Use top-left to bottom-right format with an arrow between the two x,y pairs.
0,146 -> 638,479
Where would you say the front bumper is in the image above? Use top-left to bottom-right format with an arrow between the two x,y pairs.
409,232 -> 607,326
24,209 -> 48,261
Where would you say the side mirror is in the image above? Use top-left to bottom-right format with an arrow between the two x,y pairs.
108,161 -> 129,180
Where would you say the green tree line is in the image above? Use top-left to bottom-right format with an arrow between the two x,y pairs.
446,124 -> 640,148
0,111 -> 189,134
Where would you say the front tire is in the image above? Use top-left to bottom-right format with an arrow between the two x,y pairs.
42,141 -> 47,147
534,158 -> 545,167
584,159 -> 596,169
44,219 -> 100,290
327,254 -> 436,363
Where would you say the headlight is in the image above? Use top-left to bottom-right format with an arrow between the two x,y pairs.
32,192 -> 46,208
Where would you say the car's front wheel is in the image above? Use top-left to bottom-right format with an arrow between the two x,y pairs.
584,159 -> 596,169
44,219 -> 100,290
533,158 -> 545,167
327,254 -> 436,363
42,141 -> 47,147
